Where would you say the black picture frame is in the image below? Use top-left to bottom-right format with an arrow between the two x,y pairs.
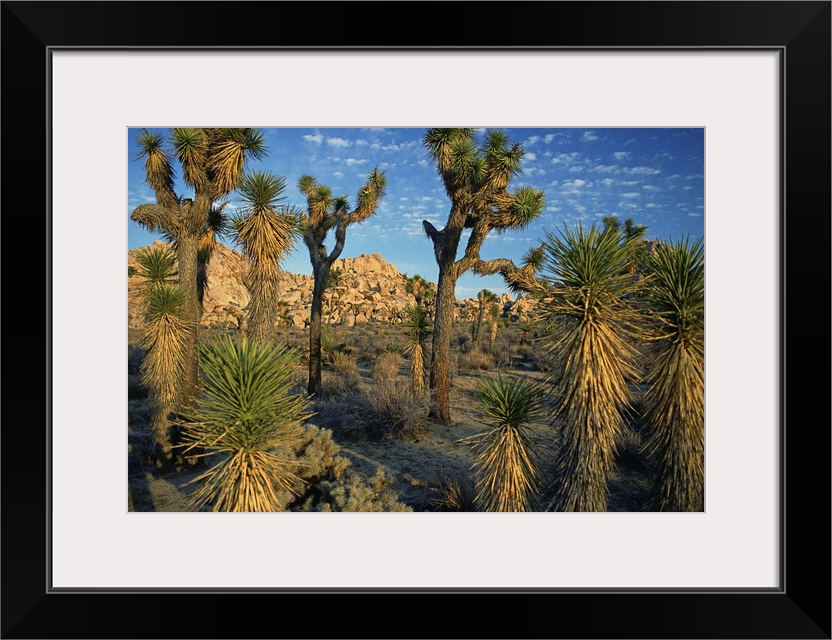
3,2 -> 829,638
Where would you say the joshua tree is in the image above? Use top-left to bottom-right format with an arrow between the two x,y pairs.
641,236 -> 705,511
131,128 -> 266,410
231,171 -> 298,343
179,336 -> 313,512
134,245 -> 190,468
603,215 -> 650,276
421,128 -> 545,424
474,289 -> 498,342
540,223 -> 643,511
297,169 -> 387,396
488,300 -> 502,344
467,375 -> 546,512
405,274 -> 430,308
401,305 -> 432,394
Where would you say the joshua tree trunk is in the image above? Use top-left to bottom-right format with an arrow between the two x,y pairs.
176,231 -> 202,411
428,266 -> 458,425
307,263 -> 329,396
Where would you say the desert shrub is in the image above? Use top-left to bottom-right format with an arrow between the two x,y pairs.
300,467 -> 412,512
330,350 -> 358,377
385,340 -> 403,354
457,345 -> 493,371
428,468 -> 477,512
317,371 -> 360,401
371,351 -> 402,382
360,379 -> 428,441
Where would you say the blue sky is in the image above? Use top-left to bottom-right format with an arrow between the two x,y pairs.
128,127 -> 704,299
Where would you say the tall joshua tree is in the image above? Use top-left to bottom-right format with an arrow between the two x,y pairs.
641,236 -> 705,511
231,171 -> 298,343
540,223 -> 643,511
298,168 -> 387,396
421,128 -> 545,424
131,128 -> 266,410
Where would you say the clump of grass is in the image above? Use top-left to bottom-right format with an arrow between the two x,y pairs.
371,351 -> 402,381
428,468 -> 477,512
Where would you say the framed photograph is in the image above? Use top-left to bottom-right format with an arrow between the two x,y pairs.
4,1 -> 829,638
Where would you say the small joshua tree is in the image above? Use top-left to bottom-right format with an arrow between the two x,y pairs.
401,304 -> 432,394
134,245 -> 191,468
297,168 -> 387,396
179,336 -> 314,512
467,375 -> 546,512
540,223 -> 643,512
231,171 -> 298,343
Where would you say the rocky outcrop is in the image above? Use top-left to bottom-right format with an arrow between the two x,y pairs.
128,242 -> 439,331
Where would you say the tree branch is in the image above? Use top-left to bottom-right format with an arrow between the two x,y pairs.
472,257 -> 548,295
130,203 -> 179,238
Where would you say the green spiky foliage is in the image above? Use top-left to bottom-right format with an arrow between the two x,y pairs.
131,128 -> 266,419
421,129 -> 546,424
602,215 -> 650,276
401,305 -> 432,394
232,171 -> 299,343
179,336 -> 313,512
467,376 -> 546,512
298,168 -> 387,396
139,283 -> 191,467
134,245 -> 178,288
540,223 -> 644,512
641,236 -> 705,511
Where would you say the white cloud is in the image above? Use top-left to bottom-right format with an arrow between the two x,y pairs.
568,166 -> 583,173
642,185 -> 660,192
355,139 -> 369,146
333,171 -> 344,178
564,179 -> 586,188
688,212 -> 702,217
303,133 -> 323,145
526,135 -> 540,145
344,158 -> 367,166
552,152 -> 582,165
600,178 -> 615,186
581,131 -> 599,142
327,137 -> 351,148
525,152 -> 537,161
613,151 -> 630,160
621,192 -> 640,198
544,134 -> 555,143
628,166 -> 661,175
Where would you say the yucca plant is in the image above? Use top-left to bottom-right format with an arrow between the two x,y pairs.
139,283 -> 191,468
232,171 -> 299,343
465,375 -> 546,512
401,305 -> 431,394
134,244 -> 178,288
178,336 -> 314,512
641,236 -> 705,511
540,223 -> 644,512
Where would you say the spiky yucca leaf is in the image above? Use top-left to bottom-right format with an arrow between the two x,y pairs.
208,128 -> 266,196
134,245 -> 177,286
641,236 -> 704,511
540,223 -> 643,512
172,127 -> 207,189
135,129 -> 175,196
140,283 -> 191,465
179,336 -> 313,512
468,376 -> 546,512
